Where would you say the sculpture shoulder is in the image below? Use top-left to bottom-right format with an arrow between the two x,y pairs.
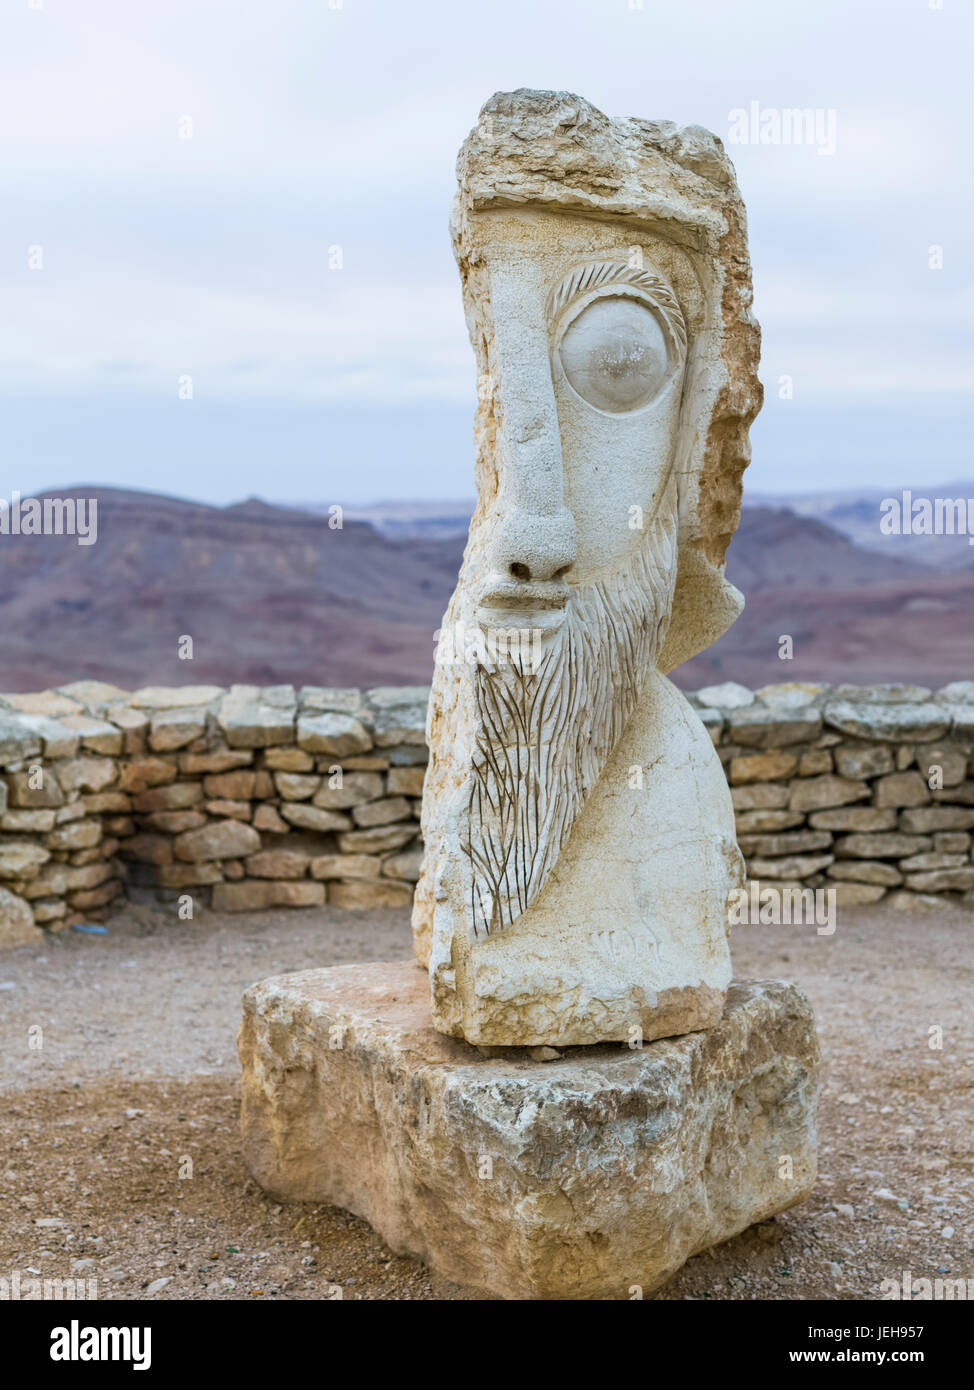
628,669 -> 725,774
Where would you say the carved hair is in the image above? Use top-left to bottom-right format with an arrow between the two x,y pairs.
461,473 -> 679,937
546,260 -> 687,361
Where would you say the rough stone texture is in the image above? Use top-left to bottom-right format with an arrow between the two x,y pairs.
56,757 -> 117,794
213,880 -> 325,912
0,841 -> 51,879
328,881 -> 413,909
118,833 -> 173,865
296,713 -> 371,756
905,867 -> 974,892
148,708 -> 208,752
371,707 -> 431,750
917,743 -> 967,787
0,809 -> 56,833
789,775 -> 869,812
830,882 -> 886,907
874,771 -> 930,809
797,747 -> 833,776
729,752 -> 797,784
118,758 -> 177,792
351,796 -> 410,827
0,714 -> 41,763
382,847 -> 424,881
0,885 -> 45,944
131,685 -> 223,710
310,853 -> 381,881
278,803 -> 351,833
834,744 -> 894,780
59,714 -> 123,755
901,806 -> 974,833
313,771 -> 383,808
174,821 -> 261,863
238,962 -> 818,1300
824,700 -> 950,743
413,89 -> 762,1046
2,677 -> 974,941
244,850 -> 311,880
736,831 -> 831,857
132,784 -> 202,813
746,854 -> 833,880
731,783 -> 790,810
827,860 -> 903,887
203,799 -> 249,821
338,825 -> 416,855
834,832 -> 932,859
219,688 -> 295,749
47,819 -> 101,852
728,706 -> 821,748
274,772 -> 321,801
808,807 -> 898,832
7,770 -> 63,809
387,767 -> 426,798
696,682 -> 754,709
733,809 -> 804,833
934,779 -> 974,805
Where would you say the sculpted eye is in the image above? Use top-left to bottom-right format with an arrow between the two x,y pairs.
557,295 -> 672,413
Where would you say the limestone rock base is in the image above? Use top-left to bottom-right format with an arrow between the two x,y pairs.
238,961 -> 819,1299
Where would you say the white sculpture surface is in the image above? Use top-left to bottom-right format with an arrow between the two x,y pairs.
238,97 -> 818,1304
413,90 -> 764,1046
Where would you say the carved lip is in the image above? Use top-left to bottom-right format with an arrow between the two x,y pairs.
477,579 -> 570,624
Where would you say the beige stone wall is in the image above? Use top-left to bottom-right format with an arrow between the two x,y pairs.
695,678 -> 974,913
2,678 -> 973,945
0,682 -> 427,946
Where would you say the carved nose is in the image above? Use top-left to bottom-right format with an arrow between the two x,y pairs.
491,508 -> 578,586
486,328 -> 575,587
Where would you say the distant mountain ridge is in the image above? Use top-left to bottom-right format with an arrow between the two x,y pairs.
0,487 -> 460,691
336,486 -> 974,571
1,485 -> 972,692
299,499 -> 476,540
744,480 -> 974,571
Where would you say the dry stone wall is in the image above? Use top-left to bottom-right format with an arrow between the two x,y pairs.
2,678 -> 974,947
0,682 -> 428,947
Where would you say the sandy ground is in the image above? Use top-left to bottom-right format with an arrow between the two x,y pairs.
1,899 -> 972,1301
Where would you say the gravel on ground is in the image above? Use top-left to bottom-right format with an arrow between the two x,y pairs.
1,900 -> 971,1300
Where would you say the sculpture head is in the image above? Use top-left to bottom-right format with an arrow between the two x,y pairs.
415,90 -> 762,983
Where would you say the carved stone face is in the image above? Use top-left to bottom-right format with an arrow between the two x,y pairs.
471,209 -> 692,638
413,91 -> 762,1043
449,208 -> 699,937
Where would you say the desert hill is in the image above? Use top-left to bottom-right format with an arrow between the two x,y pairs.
1,487 -> 971,692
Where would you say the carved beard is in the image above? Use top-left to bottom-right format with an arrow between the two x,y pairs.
461,482 -> 679,938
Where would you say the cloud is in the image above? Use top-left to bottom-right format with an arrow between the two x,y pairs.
1,0 -> 970,499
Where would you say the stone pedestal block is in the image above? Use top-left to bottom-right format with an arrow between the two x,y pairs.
238,962 -> 818,1299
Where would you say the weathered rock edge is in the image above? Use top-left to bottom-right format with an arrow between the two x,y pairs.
238,960 -> 819,1299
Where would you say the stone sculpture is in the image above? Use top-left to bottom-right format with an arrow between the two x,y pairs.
413,88 -> 763,1046
239,92 -> 817,1300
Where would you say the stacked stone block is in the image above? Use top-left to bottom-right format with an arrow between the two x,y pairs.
693,679 -> 974,912
3,678 -> 974,946
0,682 -> 428,945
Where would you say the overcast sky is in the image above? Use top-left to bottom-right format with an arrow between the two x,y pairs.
3,0 -> 971,506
